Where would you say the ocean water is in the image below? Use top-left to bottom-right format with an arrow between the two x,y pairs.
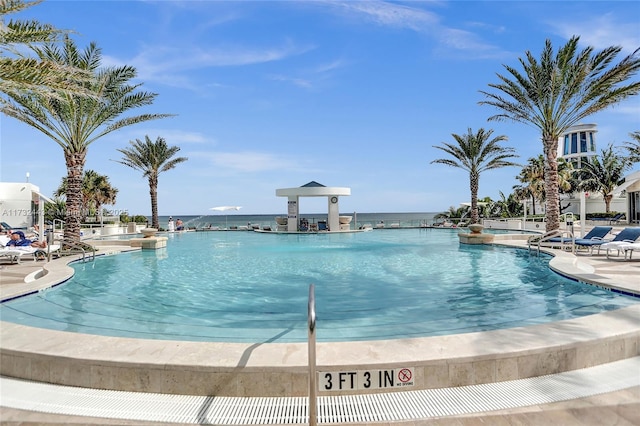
154,212 -> 439,230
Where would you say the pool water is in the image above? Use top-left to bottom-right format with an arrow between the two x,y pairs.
1,229 -> 637,343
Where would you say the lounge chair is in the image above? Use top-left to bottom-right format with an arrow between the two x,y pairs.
601,238 -> 640,259
566,226 -> 612,254
35,243 -> 61,261
591,213 -> 624,225
527,229 -> 574,253
0,246 -> 38,264
575,227 -> 640,255
618,242 -> 640,260
0,241 -> 61,263
569,226 -> 612,244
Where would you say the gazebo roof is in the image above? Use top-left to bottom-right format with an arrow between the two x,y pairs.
301,181 -> 325,188
276,182 -> 350,197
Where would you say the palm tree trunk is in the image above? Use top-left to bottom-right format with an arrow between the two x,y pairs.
530,195 -> 536,215
64,152 -> 86,243
470,172 -> 479,224
149,175 -> 159,229
604,194 -> 612,213
543,138 -> 560,232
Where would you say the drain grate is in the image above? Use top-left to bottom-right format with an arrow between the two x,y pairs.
2,357 -> 638,424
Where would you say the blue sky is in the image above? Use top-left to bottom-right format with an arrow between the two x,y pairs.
2,0 -> 639,216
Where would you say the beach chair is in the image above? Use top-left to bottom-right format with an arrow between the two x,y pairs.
600,233 -> 640,258
527,229 -> 573,253
0,246 -> 38,264
619,242 -> 640,260
34,243 -> 61,261
601,241 -> 640,259
575,227 -> 640,255
566,225 -> 611,247
591,213 -> 624,225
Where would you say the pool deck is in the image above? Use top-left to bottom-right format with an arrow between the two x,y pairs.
1,229 -> 639,425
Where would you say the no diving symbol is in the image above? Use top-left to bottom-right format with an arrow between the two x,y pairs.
398,368 -> 412,383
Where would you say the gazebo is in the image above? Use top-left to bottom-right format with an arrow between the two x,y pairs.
275,181 -> 351,232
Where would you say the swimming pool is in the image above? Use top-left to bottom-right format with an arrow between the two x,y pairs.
1,229 -> 637,343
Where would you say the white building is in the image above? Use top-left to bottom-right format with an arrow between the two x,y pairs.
556,123 -> 636,222
558,123 -> 598,168
616,170 -> 640,224
0,182 -> 52,230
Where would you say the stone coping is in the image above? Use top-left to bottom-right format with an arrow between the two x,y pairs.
0,237 -> 639,397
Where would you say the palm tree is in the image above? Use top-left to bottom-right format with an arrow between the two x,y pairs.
87,171 -> 118,219
114,135 -> 188,229
480,36 -> 640,232
576,144 -> 631,213
556,158 -> 575,194
431,128 -> 519,224
477,195 -> 495,218
433,205 -> 467,225
514,156 -> 575,216
623,131 -> 640,163
55,170 -> 118,219
44,196 -> 66,227
492,191 -> 524,218
1,37 -> 173,242
513,155 -> 545,215
0,0 -> 91,99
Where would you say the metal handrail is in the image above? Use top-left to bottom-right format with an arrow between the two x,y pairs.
308,284 -> 317,426
52,219 -> 64,232
55,237 -> 96,263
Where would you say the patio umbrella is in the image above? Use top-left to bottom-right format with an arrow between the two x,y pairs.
209,206 -> 242,229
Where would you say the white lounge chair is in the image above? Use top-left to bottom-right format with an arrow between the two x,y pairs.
527,229 -> 574,253
0,246 -> 38,264
0,242 -> 61,263
621,242 -> 640,260
602,241 -> 640,260
35,243 -> 61,261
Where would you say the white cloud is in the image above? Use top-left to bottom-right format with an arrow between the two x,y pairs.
110,129 -> 213,146
268,74 -> 313,89
107,40 -> 314,90
191,151 -> 313,173
547,13 -> 640,54
328,0 -> 439,31
267,57 -> 347,89
321,0 -> 506,58
434,28 -> 505,59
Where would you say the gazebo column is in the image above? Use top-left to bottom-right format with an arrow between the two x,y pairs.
328,196 -> 339,231
287,196 -> 299,232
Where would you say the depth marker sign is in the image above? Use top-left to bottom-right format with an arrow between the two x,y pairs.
318,367 -> 415,391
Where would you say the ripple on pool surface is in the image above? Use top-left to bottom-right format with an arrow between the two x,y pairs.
1,229 -> 637,342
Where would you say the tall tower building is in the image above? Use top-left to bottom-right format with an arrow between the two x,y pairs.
558,123 -> 598,168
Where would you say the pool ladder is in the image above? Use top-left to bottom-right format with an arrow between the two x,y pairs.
308,284 -> 317,426
55,237 -> 97,263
